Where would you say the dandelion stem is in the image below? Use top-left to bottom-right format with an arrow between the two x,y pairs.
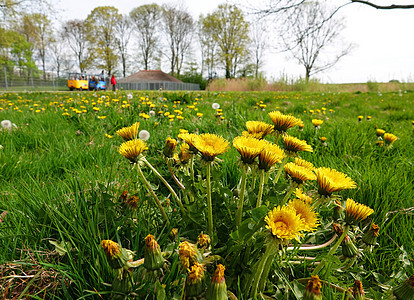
287,235 -> 337,251
274,156 -> 288,186
136,163 -> 169,225
190,155 -> 195,183
166,159 -> 186,191
280,184 -> 296,206
206,162 -> 214,242
312,226 -> 349,275
236,164 -> 249,227
256,169 -> 266,207
142,157 -> 186,213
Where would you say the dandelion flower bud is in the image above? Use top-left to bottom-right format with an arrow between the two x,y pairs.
100,240 -> 133,270
342,235 -> 358,258
197,232 -> 211,250
186,262 -> 205,297
163,137 -> 177,158
208,264 -> 227,300
362,222 -> 380,245
304,275 -> 322,300
143,234 -> 164,270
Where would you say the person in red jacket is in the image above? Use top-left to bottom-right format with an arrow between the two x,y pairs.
111,74 -> 117,91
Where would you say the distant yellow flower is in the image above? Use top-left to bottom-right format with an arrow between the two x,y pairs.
119,139 -> 148,163
345,198 -> 374,225
295,188 -> 313,203
193,133 -> 229,162
384,133 -> 398,144
258,141 -> 286,171
265,205 -> 304,241
243,120 -> 274,139
294,157 -> 314,170
358,115 -> 363,121
197,113 -> 203,118
312,119 -> 323,127
116,122 -> 140,141
288,199 -> 319,232
268,111 -> 302,133
178,133 -> 198,154
283,135 -> 313,155
284,162 -> 316,184
233,136 -> 267,164
97,116 -> 106,119
105,133 -> 113,139
376,129 -> 385,136
314,167 -> 356,196
93,106 -> 100,111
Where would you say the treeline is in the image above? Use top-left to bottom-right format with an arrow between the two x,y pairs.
0,1 -> 266,88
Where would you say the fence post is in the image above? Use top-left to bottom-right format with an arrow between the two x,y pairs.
3,66 -> 8,90
30,68 -> 34,89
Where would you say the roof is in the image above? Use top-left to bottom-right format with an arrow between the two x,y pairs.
118,70 -> 183,83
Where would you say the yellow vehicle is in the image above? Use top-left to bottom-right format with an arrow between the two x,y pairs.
67,73 -> 89,91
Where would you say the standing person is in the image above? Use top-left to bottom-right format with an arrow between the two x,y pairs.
100,70 -> 105,81
111,74 -> 117,91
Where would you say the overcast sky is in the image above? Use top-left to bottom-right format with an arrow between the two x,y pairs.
55,0 -> 414,84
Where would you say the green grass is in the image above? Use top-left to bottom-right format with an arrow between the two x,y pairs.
0,90 -> 413,299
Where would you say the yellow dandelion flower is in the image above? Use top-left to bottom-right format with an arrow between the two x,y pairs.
268,111 -> 302,133
193,133 -> 229,162
258,141 -> 286,171
376,129 -> 386,136
244,120 -> 274,139
265,205 -> 305,241
179,129 -> 189,134
116,122 -> 140,141
314,167 -> 356,196
93,107 -> 100,111
119,139 -> 148,163
384,133 -> 398,144
178,133 -> 198,154
312,119 -> 323,127
197,232 -> 211,249
233,136 -> 267,164
294,157 -> 314,170
97,116 -> 106,119
345,198 -> 374,225
283,135 -> 313,156
295,188 -> 313,203
105,133 -> 113,139
197,112 -> 203,118
288,199 -> 319,232
284,162 -> 316,184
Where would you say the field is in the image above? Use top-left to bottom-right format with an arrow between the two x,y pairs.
0,90 -> 413,299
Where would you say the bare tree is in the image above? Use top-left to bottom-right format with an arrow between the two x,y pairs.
161,4 -> 194,77
63,19 -> 91,73
50,29 -> 72,78
281,1 -> 353,81
130,4 -> 161,71
349,1 -> 414,9
115,14 -> 132,77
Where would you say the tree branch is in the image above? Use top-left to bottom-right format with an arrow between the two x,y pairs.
350,0 -> 414,9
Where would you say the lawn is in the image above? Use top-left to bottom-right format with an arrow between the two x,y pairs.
0,90 -> 413,299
